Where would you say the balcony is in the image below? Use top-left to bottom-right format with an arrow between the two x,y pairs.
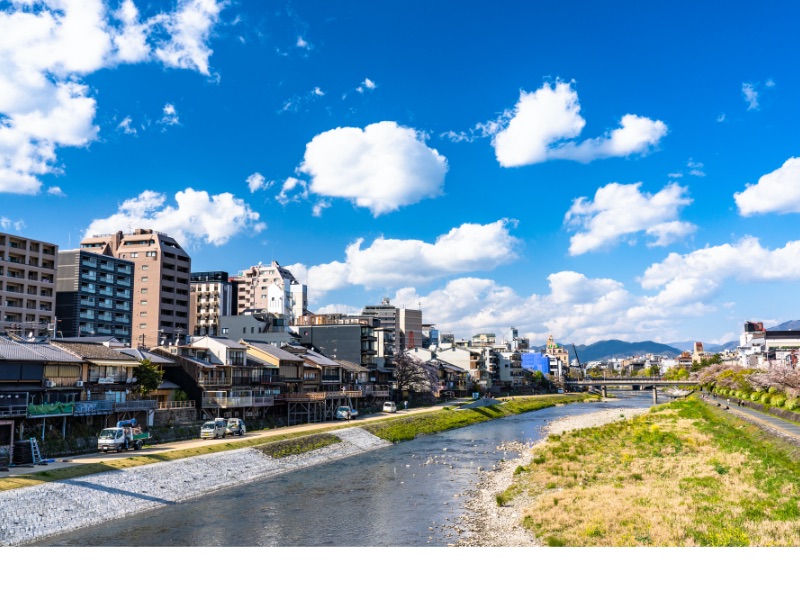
202,390 -> 254,409
27,401 -> 75,417
114,399 -> 157,411
0,392 -> 29,417
73,400 -> 115,415
158,399 -> 194,410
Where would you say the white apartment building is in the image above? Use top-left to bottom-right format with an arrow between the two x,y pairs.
231,261 -> 307,325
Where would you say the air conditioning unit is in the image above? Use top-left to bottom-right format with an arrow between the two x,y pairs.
45,380 -> 56,388
75,381 -> 84,387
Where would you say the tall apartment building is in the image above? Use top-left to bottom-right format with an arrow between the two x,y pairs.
80,229 -> 191,347
190,271 -> 232,337
230,261 -> 307,324
362,298 -> 399,370
56,249 -> 134,345
0,231 -> 57,336
398,308 -> 422,350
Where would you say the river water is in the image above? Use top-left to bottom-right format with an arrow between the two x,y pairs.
38,394 -> 654,546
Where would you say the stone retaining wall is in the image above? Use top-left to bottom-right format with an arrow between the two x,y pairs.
0,427 -> 391,547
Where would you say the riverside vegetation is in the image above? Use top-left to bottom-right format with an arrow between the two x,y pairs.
499,397 -> 800,546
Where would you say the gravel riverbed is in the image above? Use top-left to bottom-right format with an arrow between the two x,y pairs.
454,406 -> 650,547
1,427 -> 390,547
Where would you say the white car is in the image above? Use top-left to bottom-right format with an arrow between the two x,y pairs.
382,401 -> 397,413
200,420 -> 227,439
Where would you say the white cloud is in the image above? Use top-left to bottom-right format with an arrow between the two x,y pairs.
47,186 -> 64,196
296,36 -> 309,49
717,113 -> 726,123
297,121 -> 448,216
287,219 -> 520,301
734,157 -> 800,216
742,83 -> 759,110
312,199 -> 331,217
246,172 -> 273,193
766,78 -> 776,88
0,0 -> 224,194
118,115 -> 137,135
640,236 -> 800,307
451,81 -> 666,167
85,188 -> 264,247
687,158 -> 705,177
0,217 -> 25,232
275,177 -> 308,205
356,78 -> 376,93
564,182 -> 696,255
278,87 -> 327,113
159,103 -> 179,127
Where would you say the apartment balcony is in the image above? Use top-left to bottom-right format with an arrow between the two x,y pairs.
202,390 -> 254,409
73,400 -> 116,416
113,399 -> 157,411
252,390 -> 279,407
0,392 -> 29,417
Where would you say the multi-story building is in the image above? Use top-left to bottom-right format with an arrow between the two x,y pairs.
398,308 -> 422,350
219,309 -> 296,345
80,229 -> 191,347
0,231 -> 57,336
189,271 -> 232,337
294,313 -> 377,370
230,261 -> 307,324
56,250 -> 133,345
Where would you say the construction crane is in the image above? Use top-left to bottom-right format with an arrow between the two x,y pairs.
572,344 -> 584,379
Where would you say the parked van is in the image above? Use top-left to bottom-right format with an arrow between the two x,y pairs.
382,401 -> 397,413
226,418 -> 246,436
200,420 -> 227,439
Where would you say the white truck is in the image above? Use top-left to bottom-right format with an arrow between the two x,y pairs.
97,419 -> 151,453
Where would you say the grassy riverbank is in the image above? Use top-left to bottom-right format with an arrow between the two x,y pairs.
363,394 -> 589,443
504,398 -> 800,546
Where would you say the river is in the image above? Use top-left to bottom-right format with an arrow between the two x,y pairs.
36,394 -> 655,546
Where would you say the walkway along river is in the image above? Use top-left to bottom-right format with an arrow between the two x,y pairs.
32,394 -> 655,546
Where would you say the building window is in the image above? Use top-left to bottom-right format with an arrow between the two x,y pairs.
141,288 -> 148,294
140,300 -> 147,305
130,252 -> 138,258
146,251 -> 157,257
139,323 -> 146,329
141,264 -> 149,270
141,276 -> 148,282
140,311 -> 147,317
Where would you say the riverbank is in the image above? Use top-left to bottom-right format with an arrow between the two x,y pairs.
458,397 -> 800,546
2,428 -> 390,546
454,405 -> 650,546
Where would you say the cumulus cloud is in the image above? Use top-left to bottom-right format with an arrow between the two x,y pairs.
159,103 -> 179,127
118,116 -> 137,135
287,219 -> 520,301
564,182 -> 696,255
742,83 -> 759,110
47,186 -> 65,196
445,81 -> 667,167
85,188 -> 264,247
356,78 -> 376,93
640,236 -> 800,309
297,121 -> 448,216
734,157 -> 800,216
0,0 -> 224,194
246,172 -> 273,193
275,177 -> 308,205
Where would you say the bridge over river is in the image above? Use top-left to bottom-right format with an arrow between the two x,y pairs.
565,377 -> 699,402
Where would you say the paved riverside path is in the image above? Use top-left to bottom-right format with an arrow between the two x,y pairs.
701,394 -> 800,443
0,427 -> 391,546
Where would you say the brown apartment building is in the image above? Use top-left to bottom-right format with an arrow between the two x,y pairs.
0,231 -> 57,336
80,229 -> 191,347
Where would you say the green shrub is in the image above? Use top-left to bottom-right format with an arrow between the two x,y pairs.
750,392 -> 761,402
773,396 -> 786,408
785,398 -> 798,411
769,387 -> 778,394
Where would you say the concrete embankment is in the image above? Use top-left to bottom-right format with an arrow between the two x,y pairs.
1,428 -> 390,547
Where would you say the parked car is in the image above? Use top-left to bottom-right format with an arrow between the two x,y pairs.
226,418 -> 246,436
200,420 -> 227,439
335,406 -> 358,420
382,401 -> 397,413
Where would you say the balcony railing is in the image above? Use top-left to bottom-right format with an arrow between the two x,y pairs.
201,391 -> 253,409
73,400 -> 116,415
114,399 -> 157,411
282,390 -> 363,401
158,399 -> 194,410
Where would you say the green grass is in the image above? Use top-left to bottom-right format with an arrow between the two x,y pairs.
256,433 -> 340,458
362,394 -> 589,443
513,398 -> 800,546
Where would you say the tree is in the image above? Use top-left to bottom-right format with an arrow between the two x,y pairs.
394,353 -> 439,400
132,359 -> 163,398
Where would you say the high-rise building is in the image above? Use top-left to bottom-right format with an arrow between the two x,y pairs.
190,271 -> 232,336
56,249 -> 134,344
80,229 -> 191,347
398,308 -> 422,350
230,261 -> 307,324
0,231 -> 57,336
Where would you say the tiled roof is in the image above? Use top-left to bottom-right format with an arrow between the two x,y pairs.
0,337 -> 83,363
117,348 -> 176,365
51,341 -> 139,363
241,340 -> 304,362
303,350 -> 340,367
336,358 -> 368,373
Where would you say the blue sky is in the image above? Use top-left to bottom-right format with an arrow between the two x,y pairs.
2,0 -> 800,346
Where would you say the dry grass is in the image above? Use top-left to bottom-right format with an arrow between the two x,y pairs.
515,399 -> 800,546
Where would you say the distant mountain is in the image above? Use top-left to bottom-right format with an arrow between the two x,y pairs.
568,339 -> 683,363
769,320 -> 800,331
